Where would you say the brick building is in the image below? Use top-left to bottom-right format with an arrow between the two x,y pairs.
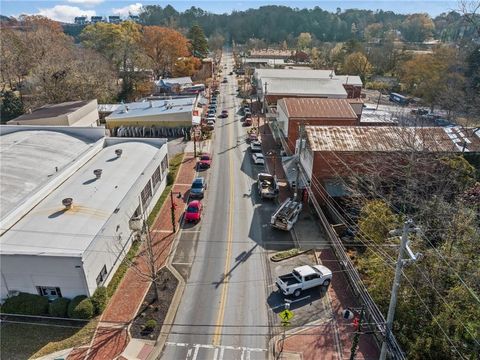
299,126 -> 480,199
275,98 -> 359,153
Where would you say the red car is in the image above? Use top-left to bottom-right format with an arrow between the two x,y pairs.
197,153 -> 212,169
185,200 -> 202,223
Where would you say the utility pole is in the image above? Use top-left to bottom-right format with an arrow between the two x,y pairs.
294,123 -> 305,200
263,81 -> 268,115
170,191 -> 182,233
379,219 -> 421,360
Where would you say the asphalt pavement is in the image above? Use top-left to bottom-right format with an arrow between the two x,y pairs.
160,49 -> 293,360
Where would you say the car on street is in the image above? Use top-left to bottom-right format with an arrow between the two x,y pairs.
222,77 -> 228,83
411,108 -> 429,116
246,132 -> 258,143
207,115 -> 216,122
189,177 -> 207,199
208,109 -> 216,116
197,154 -> 212,169
185,200 -> 202,223
220,110 -> 228,118
250,140 -> 262,153
244,115 -> 252,126
229,71 -> 233,75
214,89 -> 220,95
252,153 -> 264,165
276,265 -> 332,297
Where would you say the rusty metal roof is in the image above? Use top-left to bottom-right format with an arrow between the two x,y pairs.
305,126 -> 480,153
281,98 -> 358,119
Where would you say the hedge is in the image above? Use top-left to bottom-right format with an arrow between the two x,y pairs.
71,298 -> 94,319
90,286 -> 108,315
0,292 -> 49,316
67,295 -> 87,318
48,297 -> 70,317
145,319 -> 157,331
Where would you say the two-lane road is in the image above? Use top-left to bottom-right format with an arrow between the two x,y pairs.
161,49 -> 292,360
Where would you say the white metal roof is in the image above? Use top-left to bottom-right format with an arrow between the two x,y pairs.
106,98 -> 195,120
0,128 -> 102,220
0,141 -> 163,257
156,77 -> 193,86
255,69 -> 363,86
261,78 -> 347,97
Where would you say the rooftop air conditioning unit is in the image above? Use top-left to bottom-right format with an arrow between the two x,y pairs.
129,216 -> 143,231
115,149 -> 123,158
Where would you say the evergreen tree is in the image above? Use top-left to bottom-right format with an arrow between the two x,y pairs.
188,24 -> 209,58
0,91 -> 24,122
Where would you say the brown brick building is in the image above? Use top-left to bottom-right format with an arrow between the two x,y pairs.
276,98 -> 359,153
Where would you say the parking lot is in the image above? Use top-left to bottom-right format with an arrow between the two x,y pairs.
266,251 -> 331,328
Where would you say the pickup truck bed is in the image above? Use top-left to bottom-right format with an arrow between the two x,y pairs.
278,274 -> 300,286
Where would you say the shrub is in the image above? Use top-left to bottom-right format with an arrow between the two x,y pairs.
71,298 -> 94,319
0,292 -> 48,315
48,297 -> 70,317
67,295 -> 87,318
145,319 -> 157,331
91,286 -> 108,315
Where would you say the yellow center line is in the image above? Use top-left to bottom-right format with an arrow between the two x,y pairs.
212,76 -> 235,346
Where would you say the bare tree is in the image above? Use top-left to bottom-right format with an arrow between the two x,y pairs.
459,0 -> 480,36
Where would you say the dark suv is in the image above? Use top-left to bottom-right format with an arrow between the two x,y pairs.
189,177 -> 207,199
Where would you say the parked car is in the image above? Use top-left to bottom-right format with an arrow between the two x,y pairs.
207,115 -> 216,122
197,153 -> 212,169
214,90 -> 220,95
220,110 -> 228,118
189,177 -> 207,199
222,77 -> 228,83
276,265 -> 332,297
252,153 -> 264,165
246,132 -> 258,143
250,140 -> 262,153
411,108 -> 429,116
185,200 -> 202,223
229,71 -> 233,75
208,110 -> 216,117
257,172 -> 279,199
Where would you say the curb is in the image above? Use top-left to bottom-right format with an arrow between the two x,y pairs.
270,248 -> 312,262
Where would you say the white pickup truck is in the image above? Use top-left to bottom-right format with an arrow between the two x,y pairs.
276,265 -> 332,297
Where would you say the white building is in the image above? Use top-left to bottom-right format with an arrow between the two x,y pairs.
7,100 -> 99,127
0,126 -> 169,300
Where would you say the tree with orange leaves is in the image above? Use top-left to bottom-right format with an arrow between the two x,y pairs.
173,57 -> 202,77
140,26 -> 189,79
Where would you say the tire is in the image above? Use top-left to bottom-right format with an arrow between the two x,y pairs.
323,279 -> 331,287
293,289 -> 301,297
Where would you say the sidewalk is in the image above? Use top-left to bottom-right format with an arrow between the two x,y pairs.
68,151 -> 198,360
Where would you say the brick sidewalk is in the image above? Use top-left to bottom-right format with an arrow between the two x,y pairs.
69,153 -> 197,360
277,249 -> 380,360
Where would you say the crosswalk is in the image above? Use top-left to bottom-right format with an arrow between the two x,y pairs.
164,342 -> 267,360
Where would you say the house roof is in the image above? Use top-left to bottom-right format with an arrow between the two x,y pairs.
262,78 -> 347,97
0,127 -> 104,220
10,100 -> 94,122
280,98 -> 357,119
305,126 -> 480,153
157,77 -> 192,87
106,98 -> 195,120
0,140 -> 165,257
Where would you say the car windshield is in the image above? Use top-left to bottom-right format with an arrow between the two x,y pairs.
187,206 -> 199,213
201,156 -> 210,160
192,181 -> 203,188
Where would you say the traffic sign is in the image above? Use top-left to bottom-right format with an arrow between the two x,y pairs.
278,309 -> 294,322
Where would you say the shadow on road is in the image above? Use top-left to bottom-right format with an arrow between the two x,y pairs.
267,286 -> 327,313
212,244 -> 259,288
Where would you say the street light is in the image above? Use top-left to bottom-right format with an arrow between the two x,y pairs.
170,191 -> 183,233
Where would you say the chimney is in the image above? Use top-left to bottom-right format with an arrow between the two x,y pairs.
93,169 -> 103,179
62,198 -> 73,210
115,149 -> 123,158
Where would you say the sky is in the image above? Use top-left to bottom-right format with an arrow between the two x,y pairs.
0,0 -> 461,23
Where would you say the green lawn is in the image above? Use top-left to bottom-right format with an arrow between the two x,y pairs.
0,319 -> 97,359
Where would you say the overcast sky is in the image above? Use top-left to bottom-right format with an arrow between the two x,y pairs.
1,1 -> 460,23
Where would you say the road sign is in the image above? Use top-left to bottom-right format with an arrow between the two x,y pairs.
278,309 -> 294,322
